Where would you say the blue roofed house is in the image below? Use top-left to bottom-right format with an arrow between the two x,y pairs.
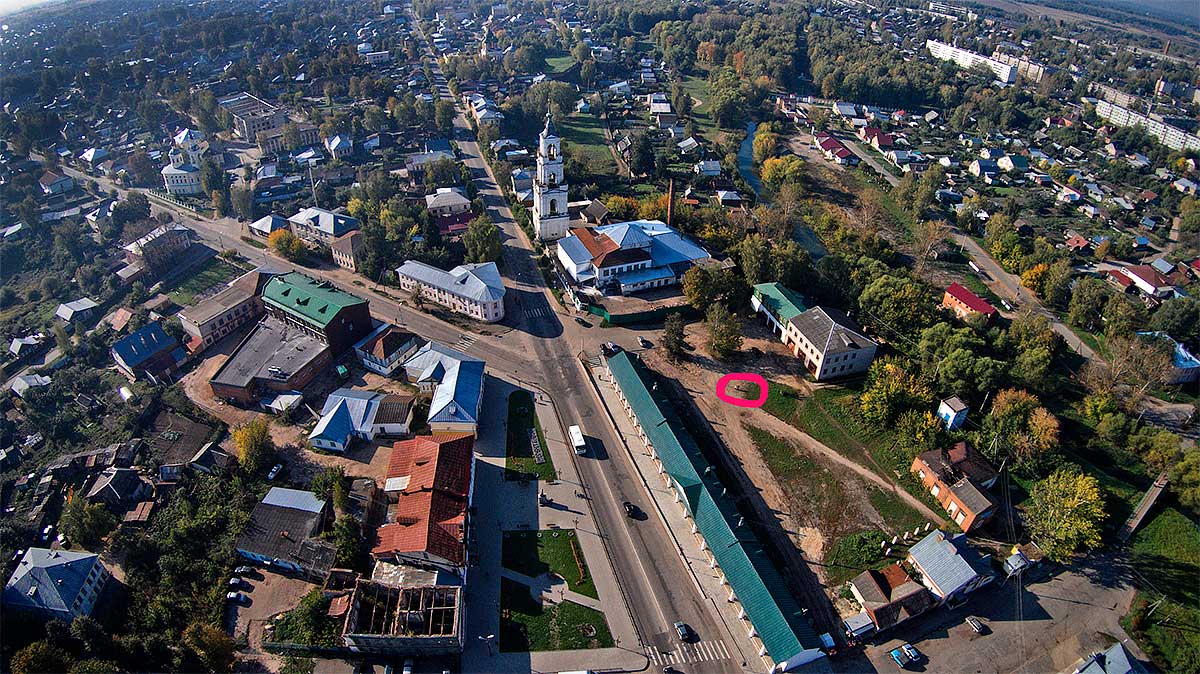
309,389 -> 415,452
1072,642 -> 1146,674
556,220 -> 711,295
401,342 -> 485,435
605,349 -> 826,671
1138,331 -> 1200,384
4,548 -> 111,620
906,530 -> 994,605
111,322 -> 185,381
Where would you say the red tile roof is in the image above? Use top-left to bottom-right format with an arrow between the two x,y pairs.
944,282 -> 996,316
358,326 -> 417,361
1122,264 -> 1170,289
385,433 -> 474,490
1105,269 -> 1134,288
374,490 -> 467,565
374,433 -> 474,565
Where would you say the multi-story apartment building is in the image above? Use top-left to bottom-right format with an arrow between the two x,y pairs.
926,40 -> 1016,83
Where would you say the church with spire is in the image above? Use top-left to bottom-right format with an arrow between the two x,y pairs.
532,113 -> 569,241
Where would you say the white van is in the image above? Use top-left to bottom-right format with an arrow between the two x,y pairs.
568,425 -> 587,455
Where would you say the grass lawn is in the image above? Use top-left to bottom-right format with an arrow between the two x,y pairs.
824,530 -> 889,587
1123,507 -> 1200,673
764,380 -> 948,521
958,273 -> 1005,308
498,577 -> 614,652
1068,326 -> 1107,357
561,113 -> 618,178
165,256 -> 242,306
502,529 -> 597,599
678,75 -> 721,144
505,390 -> 557,481
546,54 -> 575,74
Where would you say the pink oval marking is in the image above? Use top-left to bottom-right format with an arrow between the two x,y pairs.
715,373 -> 769,408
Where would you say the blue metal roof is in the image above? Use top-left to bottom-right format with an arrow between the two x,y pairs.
262,487 -> 326,514
112,322 -> 180,369
606,350 -> 822,663
908,530 -> 989,597
3,548 -> 102,614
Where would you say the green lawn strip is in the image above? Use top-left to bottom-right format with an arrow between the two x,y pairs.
866,486 -> 926,534
498,577 -> 614,652
678,75 -> 720,144
958,274 -> 1005,308
501,529 -> 597,599
1123,508 -> 1200,673
165,257 -> 241,306
545,54 -> 575,74
505,390 -> 556,481
1067,326 -> 1107,357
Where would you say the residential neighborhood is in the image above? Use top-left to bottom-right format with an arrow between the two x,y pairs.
1,0 -> 1198,673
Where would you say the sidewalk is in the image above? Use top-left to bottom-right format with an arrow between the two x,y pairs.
460,379 -> 646,674
584,361 -> 775,674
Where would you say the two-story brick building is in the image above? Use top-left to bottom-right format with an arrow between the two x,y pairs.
911,441 -> 999,531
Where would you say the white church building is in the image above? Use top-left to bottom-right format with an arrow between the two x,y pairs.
532,114 -> 569,241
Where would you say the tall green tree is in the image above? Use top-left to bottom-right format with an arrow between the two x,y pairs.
705,304 -> 742,360
662,313 -> 687,360
59,496 -> 116,547
1023,468 -> 1105,562
463,216 -> 501,263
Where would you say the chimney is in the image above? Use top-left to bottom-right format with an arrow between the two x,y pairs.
666,178 -> 674,228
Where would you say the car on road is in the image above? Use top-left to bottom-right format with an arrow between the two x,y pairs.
623,501 -> 637,518
267,463 -> 283,480
966,616 -> 986,634
234,566 -> 255,575
889,647 -> 913,669
574,316 -> 590,327
638,336 -> 652,348
902,643 -> 921,662
226,592 -> 249,604
674,621 -> 690,642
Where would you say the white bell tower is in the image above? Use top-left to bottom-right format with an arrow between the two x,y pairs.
533,113 -> 569,241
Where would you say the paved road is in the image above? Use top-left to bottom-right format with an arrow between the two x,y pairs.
428,72 -> 741,674
955,233 -> 1098,360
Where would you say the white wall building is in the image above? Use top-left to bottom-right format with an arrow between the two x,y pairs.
395,260 -> 506,323
926,40 -> 1016,83
532,114 -> 569,240
1094,99 -> 1200,152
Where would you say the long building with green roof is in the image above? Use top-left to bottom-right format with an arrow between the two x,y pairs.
605,349 -> 827,671
751,282 -> 809,335
262,272 -> 372,353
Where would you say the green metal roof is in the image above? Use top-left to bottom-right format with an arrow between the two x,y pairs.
753,283 -> 808,323
262,272 -> 366,329
606,350 -> 822,662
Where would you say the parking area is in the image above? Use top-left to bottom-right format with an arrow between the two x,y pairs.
226,567 -> 318,641
861,555 -> 1143,674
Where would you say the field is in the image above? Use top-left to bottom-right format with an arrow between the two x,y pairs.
498,578 -> 614,652
545,54 -> 576,75
1122,506 -> 1200,673
561,113 -> 618,178
678,75 -> 721,145
504,390 -> 556,481
501,529 -> 597,599
164,256 -> 242,306
763,381 -> 949,524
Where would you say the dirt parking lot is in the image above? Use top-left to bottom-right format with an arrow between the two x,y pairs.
227,568 -> 318,669
858,553 -> 1143,674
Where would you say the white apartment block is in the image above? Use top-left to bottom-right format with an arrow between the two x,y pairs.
926,40 -> 1016,83
1094,100 -> 1200,152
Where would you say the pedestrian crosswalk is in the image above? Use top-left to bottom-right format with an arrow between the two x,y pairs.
646,640 -> 730,666
524,305 -> 552,319
452,334 -> 477,351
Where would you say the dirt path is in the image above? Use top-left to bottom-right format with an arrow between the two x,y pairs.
741,408 -> 945,524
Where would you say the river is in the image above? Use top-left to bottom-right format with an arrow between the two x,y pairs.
736,121 -> 763,198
